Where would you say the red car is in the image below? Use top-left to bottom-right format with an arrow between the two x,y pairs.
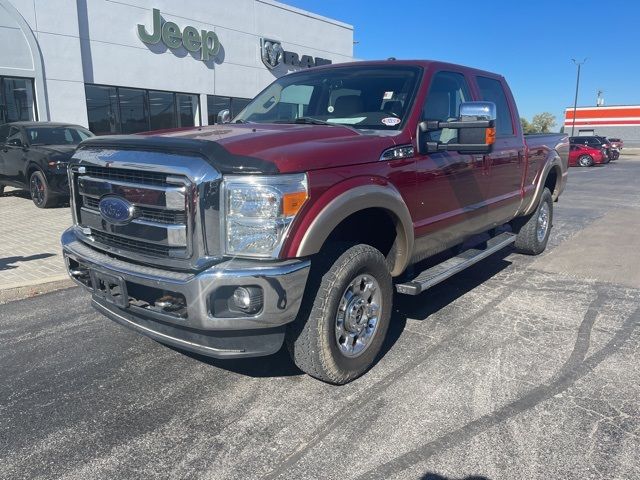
569,144 -> 606,167
609,138 -> 623,150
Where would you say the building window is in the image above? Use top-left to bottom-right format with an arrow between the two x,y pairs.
207,95 -> 230,124
149,90 -> 175,131
118,88 -> 149,134
177,94 -> 198,128
85,85 -> 120,134
84,84 -> 200,135
207,95 -> 251,124
0,76 -> 37,124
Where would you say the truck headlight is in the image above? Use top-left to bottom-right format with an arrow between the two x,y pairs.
222,174 -> 308,258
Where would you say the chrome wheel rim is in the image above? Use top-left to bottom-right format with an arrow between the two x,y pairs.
334,274 -> 382,358
537,202 -> 550,243
30,174 -> 44,205
579,155 -> 591,167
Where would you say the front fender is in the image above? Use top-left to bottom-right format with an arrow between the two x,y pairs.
286,178 -> 414,276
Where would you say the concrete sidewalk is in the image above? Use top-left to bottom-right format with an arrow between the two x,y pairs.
0,187 -> 73,302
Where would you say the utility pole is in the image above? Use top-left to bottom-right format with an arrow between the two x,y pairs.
571,58 -> 587,136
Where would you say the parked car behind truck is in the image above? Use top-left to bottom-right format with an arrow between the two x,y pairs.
0,122 -> 94,207
62,60 -> 568,384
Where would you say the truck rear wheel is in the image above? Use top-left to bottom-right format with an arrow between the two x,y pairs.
286,244 -> 392,384
513,187 -> 553,255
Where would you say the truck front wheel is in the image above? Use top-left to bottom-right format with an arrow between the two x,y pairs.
513,187 -> 553,255
286,244 -> 393,384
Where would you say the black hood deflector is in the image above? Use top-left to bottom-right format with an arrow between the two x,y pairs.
78,135 -> 279,174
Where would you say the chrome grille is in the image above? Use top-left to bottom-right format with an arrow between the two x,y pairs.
69,147 -> 222,270
82,196 -> 188,225
90,231 -> 174,257
83,166 -> 169,186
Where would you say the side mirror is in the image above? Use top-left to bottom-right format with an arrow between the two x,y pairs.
216,109 -> 231,124
7,138 -> 22,147
418,101 -> 497,155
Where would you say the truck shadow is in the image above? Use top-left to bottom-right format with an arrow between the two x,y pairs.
180,249 -> 514,380
176,344 -> 303,378
379,249 -> 514,362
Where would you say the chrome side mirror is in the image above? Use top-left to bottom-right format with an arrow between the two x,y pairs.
459,101 -> 497,122
418,101 -> 497,155
216,109 -> 231,124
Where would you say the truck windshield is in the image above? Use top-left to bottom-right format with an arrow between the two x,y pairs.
234,65 -> 421,130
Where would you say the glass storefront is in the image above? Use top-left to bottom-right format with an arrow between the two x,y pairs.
0,76 -> 37,125
207,95 -> 251,124
85,84 -> 200,135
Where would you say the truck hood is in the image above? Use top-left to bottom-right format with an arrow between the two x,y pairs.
79,124 -> 399,174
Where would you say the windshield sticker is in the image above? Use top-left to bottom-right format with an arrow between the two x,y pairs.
326,117 -> 366,125
327,105 -> 335,113
383,91 -> 394,100
381,117 -> 401,126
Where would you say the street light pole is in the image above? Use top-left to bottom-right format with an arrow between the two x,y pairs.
571,58 -> 587,137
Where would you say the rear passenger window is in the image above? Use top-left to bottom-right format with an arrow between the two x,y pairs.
476,76 -> 514,136
422,71 -> 471,143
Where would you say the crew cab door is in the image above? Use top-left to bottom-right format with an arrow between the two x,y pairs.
412,71 -> 490,260
474,76 -> 524,224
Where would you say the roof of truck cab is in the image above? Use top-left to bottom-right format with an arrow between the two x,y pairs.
304,59 -> 505,79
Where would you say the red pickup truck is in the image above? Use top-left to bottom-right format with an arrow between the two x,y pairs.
62,60 -> 568,384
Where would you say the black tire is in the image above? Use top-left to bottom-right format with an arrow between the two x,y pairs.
29,170 -> 57,208
577,154 -> 593,167
0,185 -> 4,196
286,243 -> 393,384
612,151 -> 619,160
513,187 -> 553,255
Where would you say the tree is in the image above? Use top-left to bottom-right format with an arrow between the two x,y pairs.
531,112 -> 557,133
520,117 -> 537,134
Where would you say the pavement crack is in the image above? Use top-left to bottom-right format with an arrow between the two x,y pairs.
353,295 -> 639,480
261,285 -> 516,480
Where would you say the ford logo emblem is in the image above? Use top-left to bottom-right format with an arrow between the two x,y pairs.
99,196 -> 135,225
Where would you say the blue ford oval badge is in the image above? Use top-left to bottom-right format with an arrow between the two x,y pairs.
99,196 -> 134,225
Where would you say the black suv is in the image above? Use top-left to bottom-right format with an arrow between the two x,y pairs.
0,122 -> 93,207
569,136 -> 611,162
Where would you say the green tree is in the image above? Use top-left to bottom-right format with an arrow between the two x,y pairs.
531,112 -> 557,133
520,117 -> 537,134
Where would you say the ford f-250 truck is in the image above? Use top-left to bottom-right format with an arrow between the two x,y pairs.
62,60 -> 568,384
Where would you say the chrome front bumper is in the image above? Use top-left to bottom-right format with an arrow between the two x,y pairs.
61,228 -> 310,358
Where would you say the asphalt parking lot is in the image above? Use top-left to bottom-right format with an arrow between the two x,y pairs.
1,155 -> 639,480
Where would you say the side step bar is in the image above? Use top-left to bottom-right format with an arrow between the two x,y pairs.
396,232 -> 516,295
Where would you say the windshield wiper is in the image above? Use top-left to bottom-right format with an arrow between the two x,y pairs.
273,117 -> 332,126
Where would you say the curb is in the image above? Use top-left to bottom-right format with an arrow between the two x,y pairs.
0,276 -> 76,305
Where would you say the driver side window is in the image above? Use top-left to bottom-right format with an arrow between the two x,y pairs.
7,127 -> 22,146
422,71 -> 471,143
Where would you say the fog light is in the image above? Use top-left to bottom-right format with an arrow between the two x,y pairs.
232,286 -> 263,314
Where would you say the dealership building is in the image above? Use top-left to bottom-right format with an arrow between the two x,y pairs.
563,105 -> 640,146
0,0 -> 353,134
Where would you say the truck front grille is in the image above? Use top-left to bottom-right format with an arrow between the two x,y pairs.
82,196 -> 187,225
83,165 -> 169,186
90,231 -> 174,257
69,148 -> 222,270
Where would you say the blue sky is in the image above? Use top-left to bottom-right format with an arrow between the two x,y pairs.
285,0 -> 640,127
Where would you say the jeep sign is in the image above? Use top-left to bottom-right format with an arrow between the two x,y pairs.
137,8 -> 220,62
